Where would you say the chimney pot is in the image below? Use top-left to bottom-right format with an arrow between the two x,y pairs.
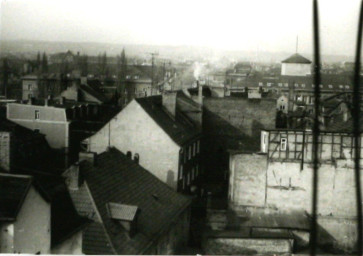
162,91 -> 177,117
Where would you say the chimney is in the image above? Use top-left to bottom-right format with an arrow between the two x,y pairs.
79,151 -> 97,166
80,77 -> 87,85
197,80 -> 203,106
60,96 -> 66,105
63,163 -> 81,190
162,91 -> 177,117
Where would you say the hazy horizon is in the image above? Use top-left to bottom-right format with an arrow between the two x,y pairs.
1,0 -> 361,57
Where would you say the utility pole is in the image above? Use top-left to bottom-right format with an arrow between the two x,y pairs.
149,52 -> 158,95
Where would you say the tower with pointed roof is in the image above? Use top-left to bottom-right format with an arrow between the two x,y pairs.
281,53 -> 312,76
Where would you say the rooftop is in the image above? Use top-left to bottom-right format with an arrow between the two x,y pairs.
136,94 -> 201,146
282,53 -> 312,64
81,148 -> 192,254
0,173 -> 33,221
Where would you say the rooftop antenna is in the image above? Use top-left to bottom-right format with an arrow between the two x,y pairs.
296,35 -> 299,53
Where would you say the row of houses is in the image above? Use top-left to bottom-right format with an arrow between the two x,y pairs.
1,74 -> 204,253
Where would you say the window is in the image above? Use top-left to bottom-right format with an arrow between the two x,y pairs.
278,83 -> 283,87
187,173 -> 190,185
193,143 -> 196,156
328,84 -> 333,89
184,149 -> 187,163
34,128 -> 40,133
197,140 -> 200,153
345,85 -> 350,89
35,110 -> 40,120
280,105 -> 285,110
179,165 -> 183,180
126,151 -> 132,159
302,84 -> 306,88
312,84 -> 315,88
188,146 -> 191,160
196,165 -> 199,177
267,83 -> 272,87
294,83 -> 299,88
319,84 -> 323,88
259,82 -> 263,86
339,85 -> 344,89
28,84 -> 32,90
280,138 -> 287,151
192,168 -> 195,180
284,83 -> 288,87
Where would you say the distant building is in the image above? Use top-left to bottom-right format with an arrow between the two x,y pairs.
64,148 -> 192,254
82,91 -> 202,192
21,74 -> 63,101
281,53 -> 312,76
6,99 -> 109,154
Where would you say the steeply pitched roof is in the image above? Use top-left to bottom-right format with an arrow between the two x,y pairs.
80,84 -> 108,103
282,53 -> 312,64
0,174 -> 33,221
12,173 -> 91,247
136,95 -> 200,146
81,148 -> 191,255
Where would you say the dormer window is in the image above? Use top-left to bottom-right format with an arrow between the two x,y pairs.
107,203 -> 139,237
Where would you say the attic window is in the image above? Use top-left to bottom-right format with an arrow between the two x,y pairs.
107,202 -> 139,236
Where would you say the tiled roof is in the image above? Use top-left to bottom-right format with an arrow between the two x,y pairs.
0,174 -> 32,221
81,148 -> 191,254
107,203 -> 138,221
80,84 -> 107,103
282,53 -> 312,64
324,118 -> 363,133
136,95 -> 200,146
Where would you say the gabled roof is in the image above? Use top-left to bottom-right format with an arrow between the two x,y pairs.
81,148 -> 192,255
80,84 -> 108,103
136,95 -> 200,146
6,171 -> 91,247
282,53 -> 312,64
0,174 -> 33,221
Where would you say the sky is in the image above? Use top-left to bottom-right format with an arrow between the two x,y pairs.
0,0 -> 361,56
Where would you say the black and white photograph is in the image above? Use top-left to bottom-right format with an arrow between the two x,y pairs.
0,0 -> 362,255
